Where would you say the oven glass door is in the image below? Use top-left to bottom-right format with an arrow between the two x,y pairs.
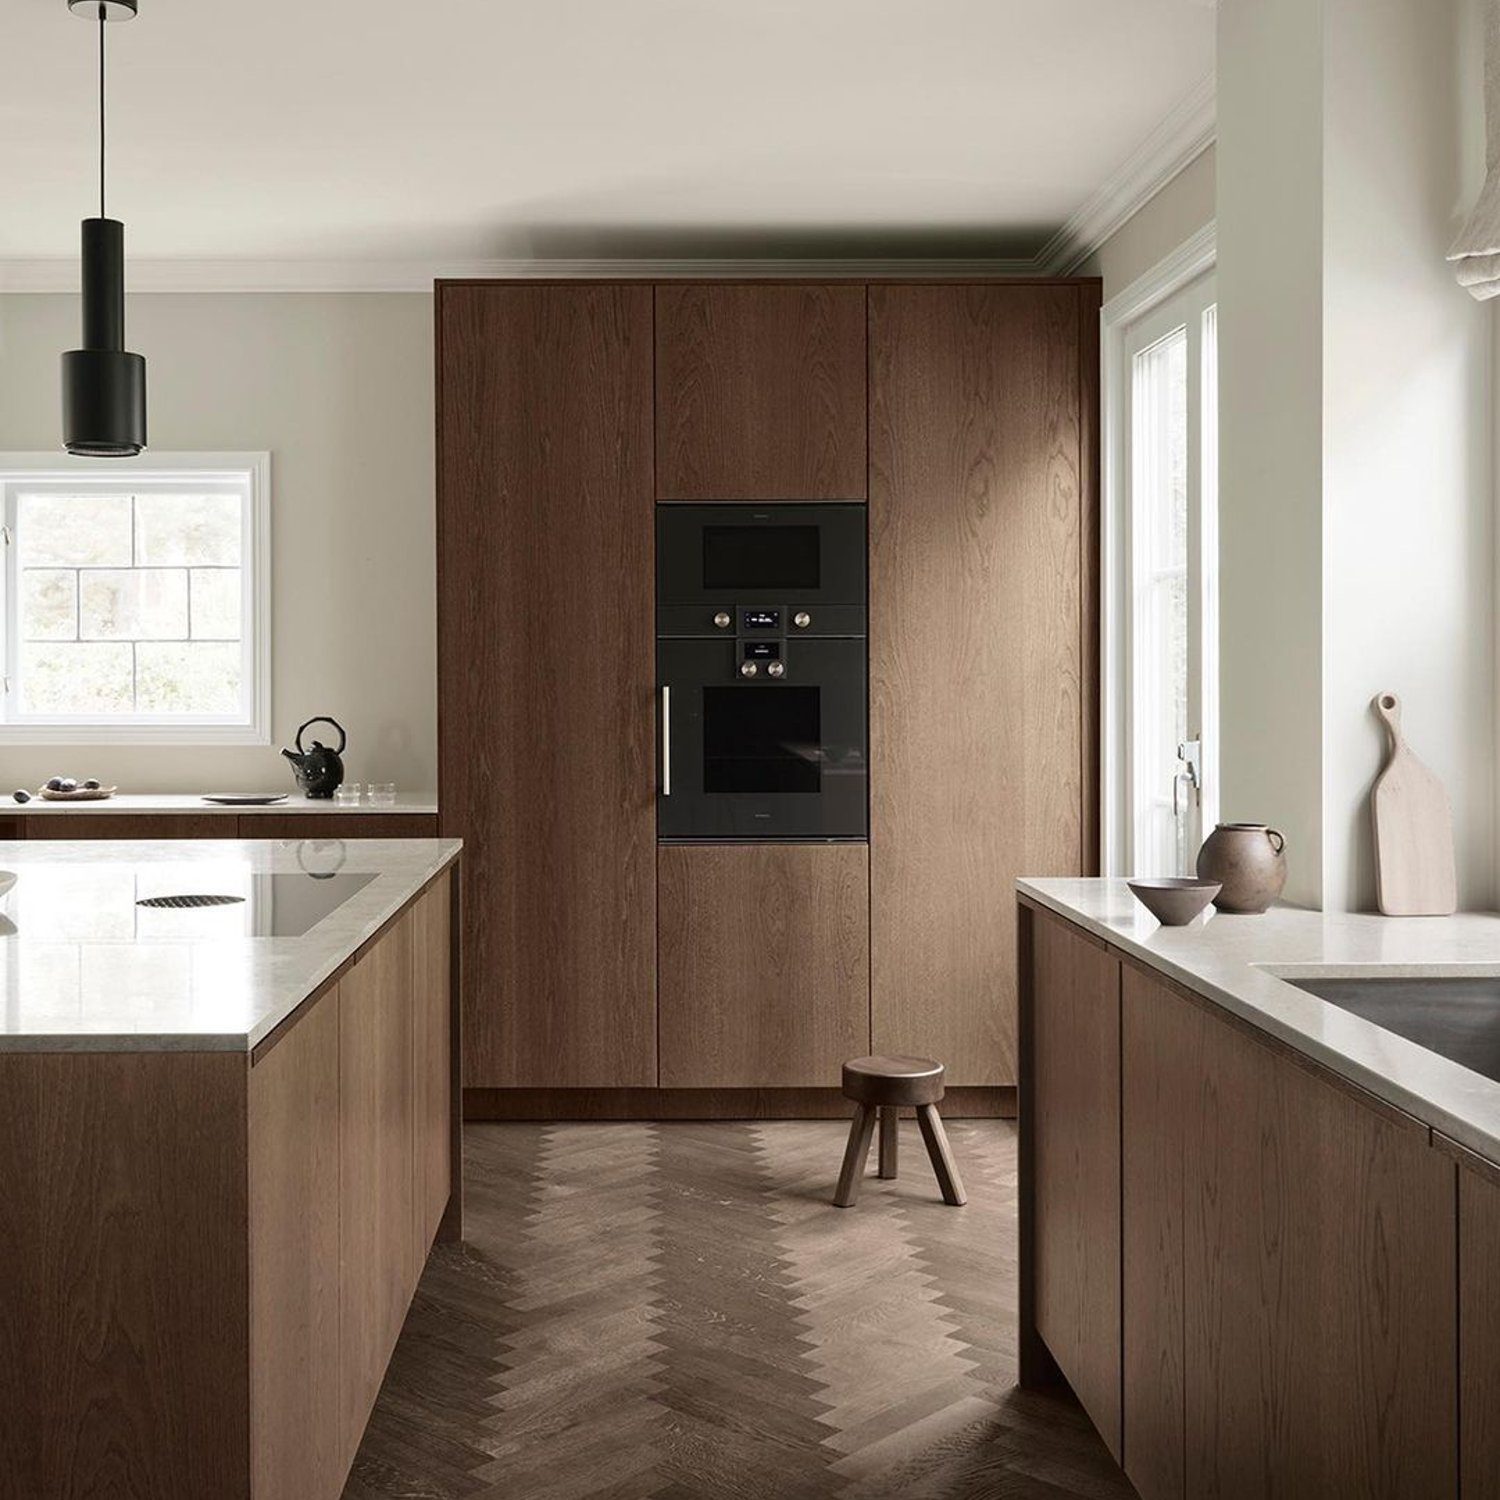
658,637 -> 867,840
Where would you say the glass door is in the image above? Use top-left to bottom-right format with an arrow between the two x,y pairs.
1122,273 -> 1218,876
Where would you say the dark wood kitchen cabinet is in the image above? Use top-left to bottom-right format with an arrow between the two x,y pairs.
1454,1142 -> 1500,1494
870,283 -> 1099,1086
654,283 -> 867,501
657,842 -> 869,1087
1025,900 -> 1459,1500
1023,907 -> 1121,1458
437,282 -> 657,1089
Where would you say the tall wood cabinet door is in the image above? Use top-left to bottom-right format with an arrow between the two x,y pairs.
658,842 -> 869,1087
249,993 -> 342,1500
1458,1151 -> 1500,1494
655,283 -> 867,500
1121,964 -> 1200,1500
337,909 -> 415,1470
1030,910 -> 1121,1458
1184,1009 -> 1456,1499
438,283 -> 657,1087
411,872 -> 453,1259
869,284 -> 1094,1085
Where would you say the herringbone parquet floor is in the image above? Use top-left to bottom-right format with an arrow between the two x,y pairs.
342,1120 -> 1134,1500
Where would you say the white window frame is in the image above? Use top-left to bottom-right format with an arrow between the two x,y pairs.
0,452 -> 271,746
1100,226 -> 1217,875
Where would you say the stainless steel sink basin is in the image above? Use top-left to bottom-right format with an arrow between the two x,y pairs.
1286,976 -> 1500,1084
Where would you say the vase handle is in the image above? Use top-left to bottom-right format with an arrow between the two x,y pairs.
1266,828 -> 1285,854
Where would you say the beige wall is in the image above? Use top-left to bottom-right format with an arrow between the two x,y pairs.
1081,145 -> 1216,297
0,293 -> 437,794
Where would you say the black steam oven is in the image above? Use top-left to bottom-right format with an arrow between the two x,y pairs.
657,503 -> 867,841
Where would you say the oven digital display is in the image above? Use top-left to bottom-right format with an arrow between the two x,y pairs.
743,609 -> 779,631
703,526 -> 821,591
744,641 -> 781,660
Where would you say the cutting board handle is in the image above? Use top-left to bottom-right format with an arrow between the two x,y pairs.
1374,691 -> 1403,744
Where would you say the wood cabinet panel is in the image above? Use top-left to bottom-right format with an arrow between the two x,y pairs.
654,283 -> 867,501
1029,909 -> 1121,1457
1459,1153 -> 1500,1495
438,282 -> 657,1088
1183,994 -> 1456,1499
0,1050 -> 248,1500
239,814 -> 439,840
658,842 -> 869,1088
411,871 -> 454,1255
1121,963 -> 1198,1500
249,989 -> 341,1500
870,285 -> 1092,1084
25,813 -> 228,840
338,908 -> 416,1470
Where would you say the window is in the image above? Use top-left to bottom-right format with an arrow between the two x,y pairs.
0,454 -> 270,743
1102,232 -> 1219,877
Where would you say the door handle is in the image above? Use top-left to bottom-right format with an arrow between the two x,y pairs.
661,685 -> 671,796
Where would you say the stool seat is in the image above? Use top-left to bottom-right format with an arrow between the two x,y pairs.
841,1054 -> 945,1108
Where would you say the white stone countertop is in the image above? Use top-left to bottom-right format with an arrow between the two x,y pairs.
3,791 -> 438,816
0,838 -> 460,1053
1019,877 -> 1500,1167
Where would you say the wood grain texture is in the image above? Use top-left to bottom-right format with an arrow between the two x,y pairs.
411,870 -> 453,1257
1184,989 -> 1456,1499
338,907 -> 417,1473
249,987 -> 342,1500
238,814 -> 439,840
1121,962 -> 1197,1500
1460,1156 -> 1500,1496
1029,908 -> 1122,1458
658,842 -> 870,1088
654,282 -> 867,500
437,282 -> 656,1088
463,1084 -> 1013,1120
0,1050 -> 249,1500
24,812 -> 228,839
870,284 -> 1089,1085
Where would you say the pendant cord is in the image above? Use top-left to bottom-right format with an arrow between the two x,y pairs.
98,7 -> 105,220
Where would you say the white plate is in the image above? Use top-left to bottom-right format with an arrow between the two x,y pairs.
201,793 -> 289,806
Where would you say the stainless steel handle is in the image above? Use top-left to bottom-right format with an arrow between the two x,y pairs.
661,685 -> 671,797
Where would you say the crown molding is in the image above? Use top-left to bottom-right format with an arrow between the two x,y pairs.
0,76 -> 1214,293
0,254 -> 1046,294
1035,71 -> 1216,275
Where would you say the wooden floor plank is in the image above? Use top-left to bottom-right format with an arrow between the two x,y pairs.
343,1121 -> 1132,1499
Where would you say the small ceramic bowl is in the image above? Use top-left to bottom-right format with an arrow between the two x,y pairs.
1127,878 -> 1221,927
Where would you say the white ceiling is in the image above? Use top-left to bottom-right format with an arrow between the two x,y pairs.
0,0 -> 1215,267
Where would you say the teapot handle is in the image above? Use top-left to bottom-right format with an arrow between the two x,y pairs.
295,715 -> 347,755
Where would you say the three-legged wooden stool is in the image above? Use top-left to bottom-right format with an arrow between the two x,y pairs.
833,1055 -> 967,1207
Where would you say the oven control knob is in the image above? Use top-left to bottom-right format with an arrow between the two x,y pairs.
767,660 -> 786,678
793,611 -> 811,629
713,611 -> 732,629
739,661 -> 758,678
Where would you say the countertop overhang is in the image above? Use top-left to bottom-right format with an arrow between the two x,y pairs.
0,791 -> 438,817
0,837 -> 460,1053
1019,877 -> 1500,1166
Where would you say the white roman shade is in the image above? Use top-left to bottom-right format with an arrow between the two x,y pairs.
1450,0 -> 1500,298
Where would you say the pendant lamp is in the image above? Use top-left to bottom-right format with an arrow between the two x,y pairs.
62,0 -> 146,457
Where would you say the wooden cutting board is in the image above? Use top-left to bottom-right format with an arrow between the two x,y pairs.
1372,692 -> 1457,916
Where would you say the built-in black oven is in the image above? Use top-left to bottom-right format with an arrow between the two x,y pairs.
657,504 -> 867,841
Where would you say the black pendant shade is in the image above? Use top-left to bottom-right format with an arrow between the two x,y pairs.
63,217 -> 146,456
62,0 -> 145,457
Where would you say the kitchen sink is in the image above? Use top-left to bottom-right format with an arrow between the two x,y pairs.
1286,976 -> 1500,1085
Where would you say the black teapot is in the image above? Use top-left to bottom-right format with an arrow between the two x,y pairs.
282,716 -> 347,799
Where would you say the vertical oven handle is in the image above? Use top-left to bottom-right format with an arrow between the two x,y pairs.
661,685 -> 671,796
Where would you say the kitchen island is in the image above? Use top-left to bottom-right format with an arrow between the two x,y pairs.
0,837 -> 461,1500
1017,878 -> 1500,1500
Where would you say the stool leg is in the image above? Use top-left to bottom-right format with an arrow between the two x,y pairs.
916,1104 -> 967,1206
834,1104 -> 878,1207
878,1106 -> 898,1179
